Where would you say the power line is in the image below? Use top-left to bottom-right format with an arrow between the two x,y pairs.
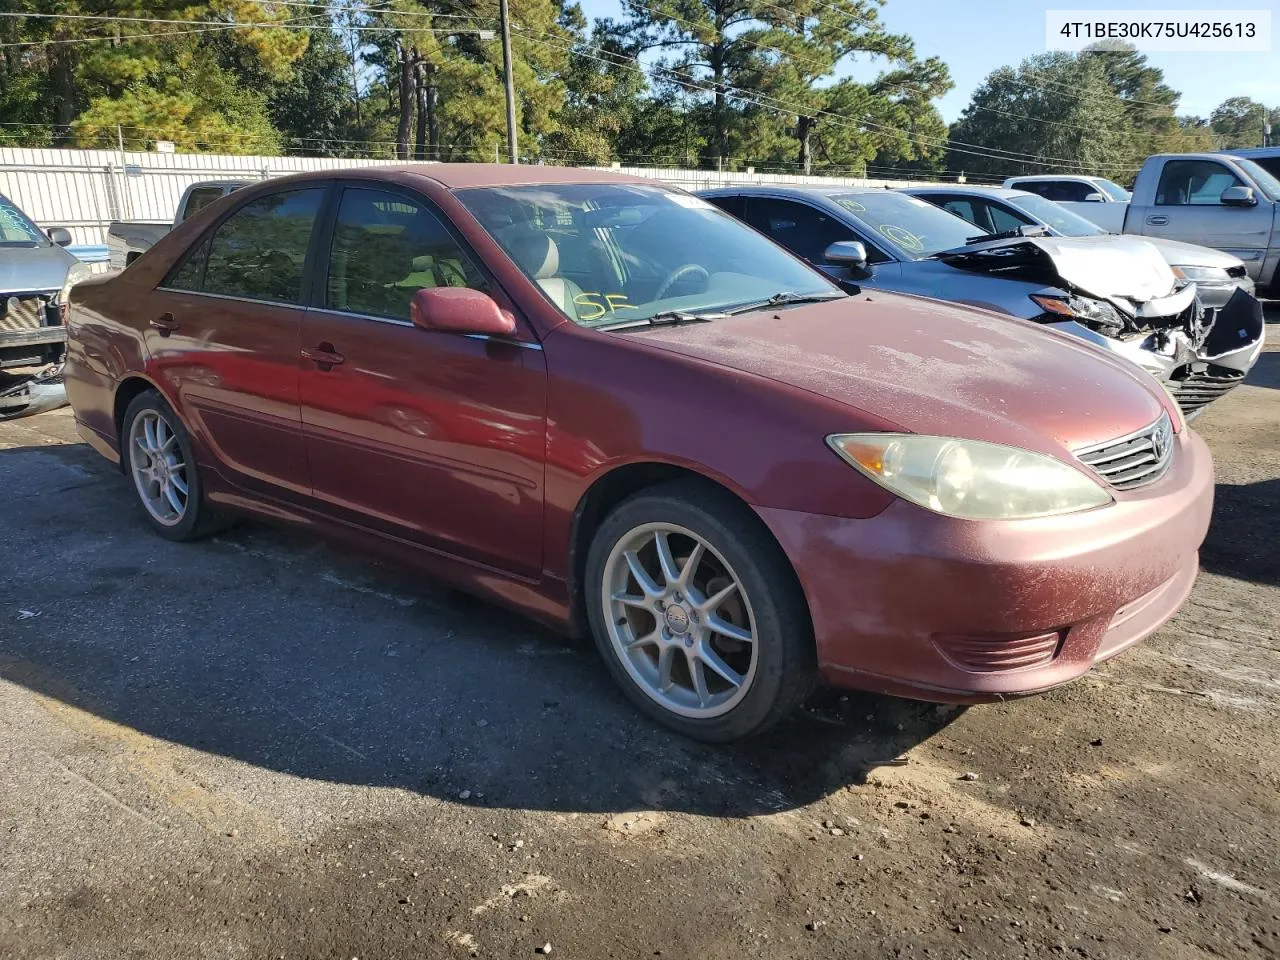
524,29 -> 1139,172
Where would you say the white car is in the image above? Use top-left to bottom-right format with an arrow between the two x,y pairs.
1001,174 -> 1130,233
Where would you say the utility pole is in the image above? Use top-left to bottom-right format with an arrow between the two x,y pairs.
498,0 -> 518,164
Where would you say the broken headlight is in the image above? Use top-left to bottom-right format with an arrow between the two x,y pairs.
1170,265 -> 1230,283
827,434 -> 1113,520
1029,294 -> 1125,331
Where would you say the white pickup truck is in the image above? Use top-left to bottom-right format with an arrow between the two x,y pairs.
1121,152 -> 1280,295
1001,174 -> 1131,233
107,180 -> 249,269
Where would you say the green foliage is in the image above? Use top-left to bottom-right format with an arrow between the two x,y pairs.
1209,96 -> 1279,150
948,52 -> 1139,181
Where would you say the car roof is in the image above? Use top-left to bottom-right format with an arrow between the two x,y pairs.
698,184 -> 885,198
1226,146 -> 1280,158
905,185 -> 1025,199
355,163 -> 662,190
1003,174 -> 1103,182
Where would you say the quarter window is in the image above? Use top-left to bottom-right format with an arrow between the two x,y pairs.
197,189 -> 323,303
325,188 -> 487,321
1156,160 -> 1245,205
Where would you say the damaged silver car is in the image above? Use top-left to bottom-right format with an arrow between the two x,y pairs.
1,191 -> 87,420
698,185 -> 1264,416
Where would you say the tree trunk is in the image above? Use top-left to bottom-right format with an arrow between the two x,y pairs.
424,63 -> 440,156
52,47 -> 76,146
710,0 -> 727,170
797,115 -> 814,174
414,57 -> 428,160
395,46 -> 415,161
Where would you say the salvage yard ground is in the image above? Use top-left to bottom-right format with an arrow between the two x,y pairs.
2,311 -> 1278,959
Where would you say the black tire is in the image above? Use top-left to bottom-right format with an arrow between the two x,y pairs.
584,479 -> 816,742
120,389 -> 232,542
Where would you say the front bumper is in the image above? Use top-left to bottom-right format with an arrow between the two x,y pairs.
758,429 -> 1214,702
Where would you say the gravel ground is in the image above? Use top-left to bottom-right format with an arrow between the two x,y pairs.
1,312 -> 1277,960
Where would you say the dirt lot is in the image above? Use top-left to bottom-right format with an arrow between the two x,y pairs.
2,315 -> 1277,960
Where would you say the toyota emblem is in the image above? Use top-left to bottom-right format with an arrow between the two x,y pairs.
1151,418 -> 1172,461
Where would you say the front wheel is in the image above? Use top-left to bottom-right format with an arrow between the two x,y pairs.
585,480 -> 816,742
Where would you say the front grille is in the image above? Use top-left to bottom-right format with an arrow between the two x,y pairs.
1075,413 -> 1174,491
1167,364 -> 1246,414
0,295 -> 50,332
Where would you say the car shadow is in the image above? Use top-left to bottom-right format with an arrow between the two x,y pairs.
0,441 -> 961,819
1241,346 -> 1280,390
1199,476 -> 1280,588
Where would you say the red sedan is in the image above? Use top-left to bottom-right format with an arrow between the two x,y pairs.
65,165 -> 1213,741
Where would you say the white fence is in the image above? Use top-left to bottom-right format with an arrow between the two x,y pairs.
0,147 -> 933,249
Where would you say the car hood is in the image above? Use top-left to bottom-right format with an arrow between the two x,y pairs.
1102,235 -> 1245,271
937,234 -> 1189,315
0,243 -> 75,294
623,292 -> 1168,456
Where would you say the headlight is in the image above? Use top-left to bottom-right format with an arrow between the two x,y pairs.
1029,294 -> 1125,330
57,262 -> 92,304
827,434 -> 1113,520
1170,265 -> 1229,283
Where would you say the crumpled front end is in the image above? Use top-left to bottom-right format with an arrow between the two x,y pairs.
939,236 -> 1265,415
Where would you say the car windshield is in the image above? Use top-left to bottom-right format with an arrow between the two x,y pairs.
827,191 -> 984,258
1005,193 -> 1105,237
0,194 -> 49,247
456,183 -> 840,325
1237,158 -> 1280,201
1089,178 -> 1131,201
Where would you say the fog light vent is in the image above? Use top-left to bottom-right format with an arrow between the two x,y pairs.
932,630 -> 1064,673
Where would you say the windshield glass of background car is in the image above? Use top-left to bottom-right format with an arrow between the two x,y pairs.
1237,158 -> 1280,201
1090,178 -> 1131,201
0,195 -> 49,247
1006,193 -> 1104,237
456,184 -> 839,324
828,192 -> 982,258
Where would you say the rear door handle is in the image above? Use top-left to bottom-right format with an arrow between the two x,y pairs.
150,312 -> 179,336
302,343 -> 345,371
1146,215 -> 1169,226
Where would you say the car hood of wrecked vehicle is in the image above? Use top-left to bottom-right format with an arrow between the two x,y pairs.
935,233 -> 1196,318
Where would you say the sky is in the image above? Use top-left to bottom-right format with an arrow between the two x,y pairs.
572,0 -> 1280,122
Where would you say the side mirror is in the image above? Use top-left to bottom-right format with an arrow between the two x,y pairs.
1082,192 -> 1106,203
410,287 -> 516,336
47,226 -> 73,246
1221,185 -> 1257,207
823,240 -> 868,267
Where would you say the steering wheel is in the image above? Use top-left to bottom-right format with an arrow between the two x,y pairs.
654,263 -> 710,300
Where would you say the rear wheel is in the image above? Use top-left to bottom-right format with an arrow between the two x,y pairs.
585,480 -> 816,741
122,390 -> 230,541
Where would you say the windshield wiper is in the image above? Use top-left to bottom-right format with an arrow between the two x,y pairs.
724,291 -> 845,316
595,310 -> 726,331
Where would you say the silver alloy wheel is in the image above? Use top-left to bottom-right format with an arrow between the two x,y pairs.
128,409 -> 189,527
602,522 -> 758,719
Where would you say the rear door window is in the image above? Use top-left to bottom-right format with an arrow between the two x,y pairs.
200,189 -> 324,303
325,187 -> 487,322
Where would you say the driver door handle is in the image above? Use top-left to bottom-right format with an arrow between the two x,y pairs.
302,343 -> 345,371
1146,215 -> 1169,226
